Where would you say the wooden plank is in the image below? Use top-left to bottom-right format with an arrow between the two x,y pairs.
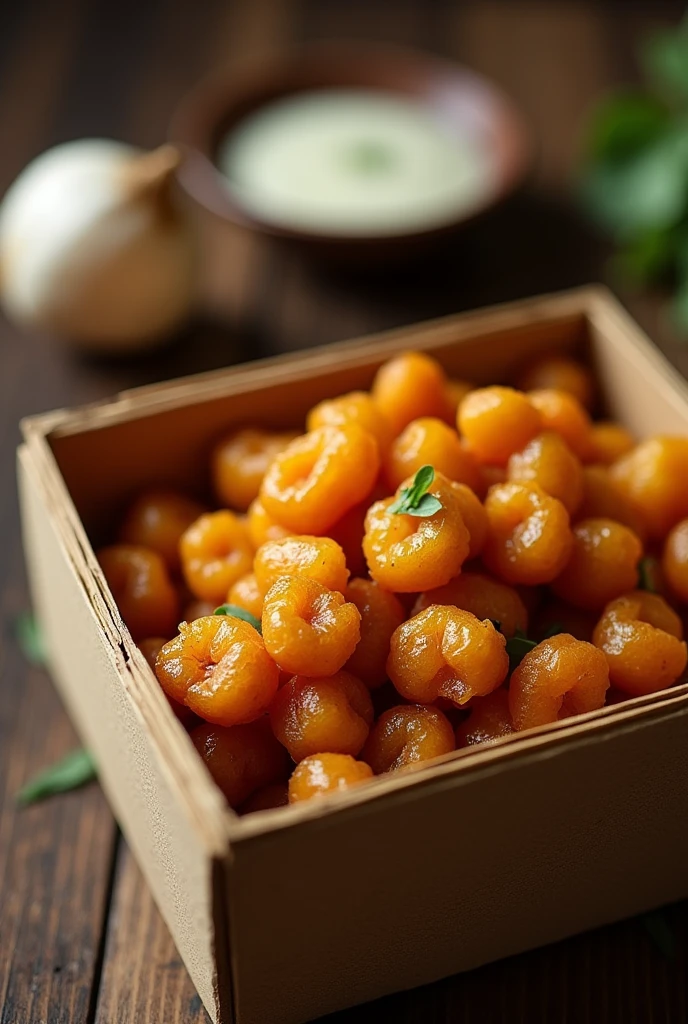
94,844 -> 209,1024
0,568 -> 117,1024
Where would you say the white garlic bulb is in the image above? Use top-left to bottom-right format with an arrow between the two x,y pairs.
0,140 -> 197,351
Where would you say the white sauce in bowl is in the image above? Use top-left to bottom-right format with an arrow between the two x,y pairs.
217,90 -> 495,236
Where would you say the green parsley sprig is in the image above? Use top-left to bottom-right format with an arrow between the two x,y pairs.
214,603 -> 262,634
388,465 -> 443,517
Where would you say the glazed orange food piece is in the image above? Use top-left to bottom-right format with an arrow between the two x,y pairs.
551,517 -> 643,611
662,519 -> 688,603
458,386 -> 541,466
447,481 -> 488,558
98,544 -> 179,641
593,591 -> 687,695
254,535 -> 349,594
180,510 -> 254,603
414,571 -> 528,638
344,578 -> 406,688
227,572 -> 265,619
246,497 -> 292,549
610,436 -> 688,540
261,576 -> 361,677
576,465 -> 646,540
191,720 -> 289,809
260,424 -> 380,535
589,422 -> 635,465
507,432 -> 583,515
455,688 -> 513,747
270,671 -> 373,761
387,606 -> 509,706
363,472 -> 470,592
155,614 -> 279,726
515,355 -> 594,410
212,428 -> 299,512
119,489 -> 206,573
385,417 -> 480,492
139,635 -> 197,728
240,781 -> 289,814
528,388 -> 593,460
509,634 -> 609,730
482,481 -> 573,585
288,753 -> 373,803
371,351 -> 453,435
361,704 -> 454,773
307,391 -> 392,455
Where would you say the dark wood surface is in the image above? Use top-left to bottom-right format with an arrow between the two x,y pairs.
2,2 -> 688,1022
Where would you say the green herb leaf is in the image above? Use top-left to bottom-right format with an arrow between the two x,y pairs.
389,465 -> 443,518
15,611 -> 46,666
580,131 -> 688,241
642,910 -> 676,959
505,628 -> 538,671
214,604 -> 262,634
411,465 -> 435,495
586,92 -> 669,164
17,749 -> 97,805
542,621 -> 565,640
637,557 -> 658,593
405,494 -> 443,518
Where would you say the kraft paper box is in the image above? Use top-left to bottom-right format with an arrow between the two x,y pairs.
18,286 -> 688,1024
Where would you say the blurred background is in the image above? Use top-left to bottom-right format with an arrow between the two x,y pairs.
2,0 -> 688,404
3,2 -> 688,1022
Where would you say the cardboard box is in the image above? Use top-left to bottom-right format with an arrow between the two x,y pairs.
18,286 -> 688,1024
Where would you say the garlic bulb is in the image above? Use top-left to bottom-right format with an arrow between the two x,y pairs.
0,140 -> 196,351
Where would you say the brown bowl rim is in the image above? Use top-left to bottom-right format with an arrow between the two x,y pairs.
169,40 -> 533,247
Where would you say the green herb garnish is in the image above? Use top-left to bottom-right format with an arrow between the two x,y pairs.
214,604 -> 262,634
638,556 -> 658,593
15,611 -> 46,666
503,622 -> 564,670
505,628 -> 538,670
17,749 -> 97,805
388,465 -> 443,518
581,13 -> 688,334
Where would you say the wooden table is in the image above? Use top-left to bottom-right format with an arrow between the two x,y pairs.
2,1 -> 688,1022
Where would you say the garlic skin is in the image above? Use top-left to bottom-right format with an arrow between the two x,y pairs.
0,140 -> 196,351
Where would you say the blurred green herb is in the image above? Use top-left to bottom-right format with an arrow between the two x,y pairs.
497,622 -> 563,671
15,611 -> 46,666
389,465 -> 442,517
581,14 -> 688,331
17,749 -> 96,805
214,603 -> 262,634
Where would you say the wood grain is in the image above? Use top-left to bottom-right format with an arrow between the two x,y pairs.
2,0 -> 688,1022
94,844 -> 208,1024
